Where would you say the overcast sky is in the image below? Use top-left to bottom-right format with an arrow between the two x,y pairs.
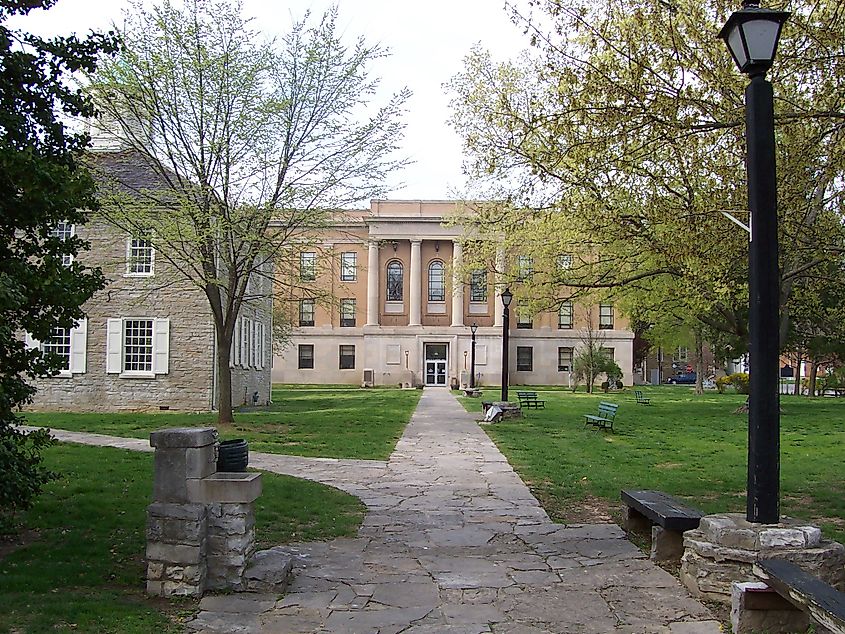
10,0 -> 531,200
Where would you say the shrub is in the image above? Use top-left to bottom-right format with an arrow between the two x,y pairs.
715,373 -> 750,394
0,425 -> 55,533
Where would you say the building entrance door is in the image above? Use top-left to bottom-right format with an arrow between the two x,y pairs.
424,344 -> 448,386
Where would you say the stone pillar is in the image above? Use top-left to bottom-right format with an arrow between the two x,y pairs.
366,240 -> 379,326
494,246 -> 505,327
409,239 -> 422,326
192,472 -> 262,590
451,241 -> 464,327
146,427 -> 217,597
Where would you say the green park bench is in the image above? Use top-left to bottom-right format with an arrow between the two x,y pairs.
583,401 -> 619,431
516,391 -> 545,409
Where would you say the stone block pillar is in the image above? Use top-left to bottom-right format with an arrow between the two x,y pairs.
146,427 -> 217,597
730,581 -> 809,633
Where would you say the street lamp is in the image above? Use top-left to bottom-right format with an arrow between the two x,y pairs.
470,322 -> 478,389
719,1 -> 789,525
501,289 -> 513,401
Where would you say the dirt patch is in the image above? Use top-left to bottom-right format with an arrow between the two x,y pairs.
539,492 -> 617,525
0,529 -> 40,561
654,462 -> 683,469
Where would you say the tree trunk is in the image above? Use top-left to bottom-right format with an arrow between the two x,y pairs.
793,350 -> 802,396
809,359 -> 819,397
694,330 -> 704,396
217,335 -> 234,424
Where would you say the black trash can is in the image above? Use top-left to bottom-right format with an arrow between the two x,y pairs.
217,438 -> 249,472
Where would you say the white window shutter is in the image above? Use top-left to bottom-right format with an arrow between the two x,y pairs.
258,322 -> 265,369
229,323 -> 235,368
241,318 -> 249,368
251,319 -> 257,367
106,319 -> 123,373
153,318 -> 170,375
69,318 -> 87,374
24,332 -> 41,350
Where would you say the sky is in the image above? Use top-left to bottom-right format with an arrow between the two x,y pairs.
10,0 -> 532,200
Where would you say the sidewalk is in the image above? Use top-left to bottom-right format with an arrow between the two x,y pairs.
37,389 -> 721,633
191,389 -> 719,633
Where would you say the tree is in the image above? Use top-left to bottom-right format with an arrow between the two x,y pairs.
88,0 -> 409,423
447,0 -> 845,360
0,1 -> 117,530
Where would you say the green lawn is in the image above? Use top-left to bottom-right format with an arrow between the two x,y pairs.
461,386 -> 845,543
0,443 -> 365,633
24,385 -> 421,460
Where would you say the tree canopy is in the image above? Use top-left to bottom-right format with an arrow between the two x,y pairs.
447,0 -> 845,364
88,0 -> 409,422
0,0 -> 117,529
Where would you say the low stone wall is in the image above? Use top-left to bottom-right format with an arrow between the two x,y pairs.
680,513 -> 845,604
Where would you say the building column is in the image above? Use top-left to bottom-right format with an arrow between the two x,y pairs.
366,240 -> 379,326
451,240 -> 464,327
409,239 -> 422,326
494,245 -> 505,327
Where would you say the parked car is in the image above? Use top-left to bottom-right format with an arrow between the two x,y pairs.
666,372 -> 697,384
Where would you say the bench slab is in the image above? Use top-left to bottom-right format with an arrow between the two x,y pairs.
621,489 -> 703,532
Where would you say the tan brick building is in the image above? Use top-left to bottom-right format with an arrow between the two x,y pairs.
272,200 -> 634,388
26,150 -> 272,412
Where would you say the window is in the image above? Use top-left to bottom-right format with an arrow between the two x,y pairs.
386,261 -> 403,301
50,221 -> 74,266
558,347 -> 573,372
339,344 -> 355,370
106,318 -> 168,376
516,303 -> 532,329
123,319 -> 154,373
516,255 -> 533,282
674,346 -> 689,363
428,260 -> 445,302
298,344 -> 314,369
558,301 -> 573,329
340,252 -> 357,281
300,252 -> 316,281
602,347 -> 615,360
470,270 -> 487,302
42,327 -> 71,371
126,232 -> 154,276
299,299 -> 315,327
599,304 -> 614,329
516,346 -> 533,371
340,298 -> 356,327
557,254 -> 573,271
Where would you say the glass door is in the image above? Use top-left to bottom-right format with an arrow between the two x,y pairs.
424,344 -> 448,386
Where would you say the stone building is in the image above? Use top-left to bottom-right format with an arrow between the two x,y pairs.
26,150 -> 272,412
272,200 -> 634,388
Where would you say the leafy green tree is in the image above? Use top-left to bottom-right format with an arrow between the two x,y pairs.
0,1 -> 117,531
88,0 -> 409,423
448,0 -> 845,360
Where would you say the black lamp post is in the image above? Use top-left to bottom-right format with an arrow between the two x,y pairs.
470,322 -> 478,389
719,1 -> 789,525
501,288 -> 513,401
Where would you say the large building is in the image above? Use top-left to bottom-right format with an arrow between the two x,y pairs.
25,150 -> 272,412
272,200 -> 634,388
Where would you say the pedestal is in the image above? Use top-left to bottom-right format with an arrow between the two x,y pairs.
680,513 -> 845,604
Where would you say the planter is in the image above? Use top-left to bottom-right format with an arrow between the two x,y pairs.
217,439 -> 249,472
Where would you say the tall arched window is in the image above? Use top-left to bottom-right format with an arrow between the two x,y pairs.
386,261 -> 404,301
428,260 -> 445,301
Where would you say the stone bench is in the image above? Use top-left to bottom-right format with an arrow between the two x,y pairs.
730,559 -> 845,634
621,489 -> 703,562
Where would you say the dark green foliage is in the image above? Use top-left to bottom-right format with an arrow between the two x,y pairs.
0,2 -> 117,530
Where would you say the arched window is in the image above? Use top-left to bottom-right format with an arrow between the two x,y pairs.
386,261 -> 403,301
428,260 -> 445,301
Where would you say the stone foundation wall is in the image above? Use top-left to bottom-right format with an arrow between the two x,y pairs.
206,502 -> 257,590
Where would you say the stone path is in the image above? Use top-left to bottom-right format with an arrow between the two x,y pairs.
33,389 -> 722,633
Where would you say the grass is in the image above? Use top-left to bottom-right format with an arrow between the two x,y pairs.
0,443 -> 365,633
460,385 -> 845,543
24,385 -> 421,460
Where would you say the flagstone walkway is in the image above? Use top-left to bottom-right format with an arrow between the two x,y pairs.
38,389 -> 722,633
